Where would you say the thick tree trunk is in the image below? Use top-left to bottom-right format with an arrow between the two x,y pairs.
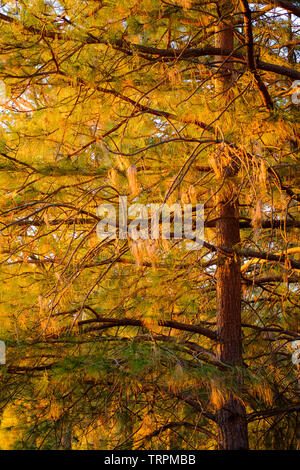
214,2 -> 234,96
215,188 -> 249,450
213,1 -> 249,450
216,190 -> 242,366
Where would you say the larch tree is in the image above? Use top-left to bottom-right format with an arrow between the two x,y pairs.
0,0 -> 299,450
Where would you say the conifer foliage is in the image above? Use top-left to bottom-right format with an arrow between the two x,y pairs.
0,0 -> 299,450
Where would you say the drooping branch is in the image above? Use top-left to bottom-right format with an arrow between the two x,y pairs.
241,0 -> 274,110
264,0 -> 300,18
203,240 -> 300,270
0,12 -> 299,80
79,317 -> 218,341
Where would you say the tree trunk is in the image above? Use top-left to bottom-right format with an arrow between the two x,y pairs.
215,187 -> 249,450
213,1 -> 249,450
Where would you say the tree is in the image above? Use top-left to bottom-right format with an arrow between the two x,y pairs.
0,0 -> 299,450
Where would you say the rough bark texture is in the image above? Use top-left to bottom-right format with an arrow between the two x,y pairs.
214,2 -> 234,95
216,191 -> 242,365
215,189 -> 249,450
213,1 -> 249,450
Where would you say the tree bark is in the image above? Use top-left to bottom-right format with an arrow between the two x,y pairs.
213,1 -> 249,450
215,187 -> 249,450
